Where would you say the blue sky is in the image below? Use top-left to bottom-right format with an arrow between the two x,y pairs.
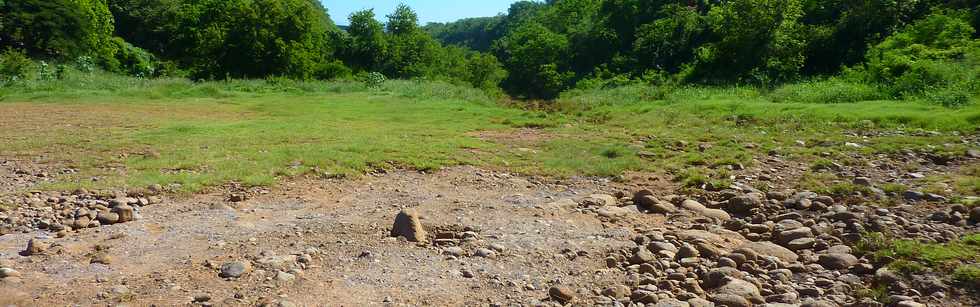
323,1 -> 519,25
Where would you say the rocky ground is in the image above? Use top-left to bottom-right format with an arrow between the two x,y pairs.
0,145 -> 978,306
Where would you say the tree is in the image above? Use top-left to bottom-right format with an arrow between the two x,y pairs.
0,0 -> 110,58
496,22 -> 572,99
344,9 -> 387,72
463,52 -> 507,92
692,0 -> 807,84
632,4 -> 706,73
165,0 -> 341,79
423,16 -> 506,52
384,31 -> 439,78
386,4 -> 418,35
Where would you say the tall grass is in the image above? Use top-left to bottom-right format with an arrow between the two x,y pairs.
769,78 -> 886,104
552,81 -> 979,131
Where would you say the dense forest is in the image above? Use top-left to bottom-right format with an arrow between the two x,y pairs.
1,0 -> 979,103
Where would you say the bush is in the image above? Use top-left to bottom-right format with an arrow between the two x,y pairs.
769,78 -> 885,104
314,60 -> 353,80
75,56 -> 96,73
858,11 -> 979,106
37,61 -> 55,81
364,72 -> 387,88
55,64 -> 69,80
0,49 -> 33,83
107,37 -> 158,78
953,265 -> 980,289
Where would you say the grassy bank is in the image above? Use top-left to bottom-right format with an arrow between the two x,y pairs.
1,74 -> 977,192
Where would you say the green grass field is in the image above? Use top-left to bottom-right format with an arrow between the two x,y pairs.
1,74 -> 978,192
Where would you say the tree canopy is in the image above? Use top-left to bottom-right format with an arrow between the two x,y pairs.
1,0 -> 977,100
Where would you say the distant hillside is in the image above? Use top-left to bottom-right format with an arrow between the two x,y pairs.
423,16 -> 506,52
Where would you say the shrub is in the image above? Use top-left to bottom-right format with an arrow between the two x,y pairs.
0,49 -> 33,83
75,56 -> 96,73
953,265 -> 980,289
314,60 -> 353,80
859,11 -> 979,106
107,37 -> 158,78
364,72 -> 387,88
38,61 -> 55,81
55,64 -> 69,79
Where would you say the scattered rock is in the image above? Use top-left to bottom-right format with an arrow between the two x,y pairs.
710,293 -> 751,307
219,261 -> 252,278
601,285 -> 630,299
818,253 -> 858,270
23,238 -> 48,256
90,253 -> 112,265
111,204 -> 135,223
0,268 -> 20,278
96,212 -> 120,225
474,248 -> 495,258
712,278 -> 763,304
275,271 -> 295,282
648,201 -> 677,214
655,298 -> 690,307
970,207 -> 980,223
737,241 -> 798,263
728,193 -> 764,214
584,194 -> 617,207
549,286 -> 575,303
390,209 -> 427,242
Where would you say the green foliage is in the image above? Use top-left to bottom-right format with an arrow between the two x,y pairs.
859,11 -> 979,106
0,49 -> 33,83
953,265 -> 980,289
462,53 -> 507,93
770,78 -> 885,104
314,60 -> 352,80
163,0 -> 341,80
2,0 -> 978,104
386,4 -> 419,35
106,37 -> 158,77
344,9 -> 388,72
55,64 -> 69,80
0,0 -> 114,60
694,0 -> 807,84
364,72 -> 386,88
424,16 -> 506,52
856,232 -> 980,271
37,61 -> 55,81
384,29 -> 440,79
74,56 -> 96,73
633,4 -> 706,73
496,22 -> 573,99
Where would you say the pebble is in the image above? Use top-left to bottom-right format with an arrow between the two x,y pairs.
219,261 -> 252,278
474,248 -> 495,258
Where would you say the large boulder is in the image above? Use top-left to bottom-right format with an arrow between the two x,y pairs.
391,209 -> 427,242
